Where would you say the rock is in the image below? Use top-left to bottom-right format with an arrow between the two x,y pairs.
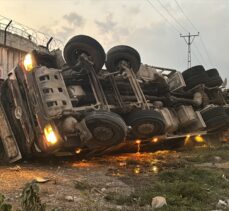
101,188 -> 106,192
214,156 -> 222,163
65,196 -> 74,202
151,196 -> 167,209
217,199 -> 229,209
116,205 -> 122,210
8,165 -> 21,171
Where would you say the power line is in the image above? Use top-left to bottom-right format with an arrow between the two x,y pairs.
146,0 -> 181,34
193,43 -> 207,65
192,50 -> 202,65
199,36 -> 213,66
145,0 -> 206,68
173,0 -> 214,66
173,0 -> 199,33
155,0 -> 189,33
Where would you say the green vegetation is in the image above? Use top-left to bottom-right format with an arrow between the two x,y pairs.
21,182 -> 45,211
0,194 -> 12,211
0,182 -> 45,211
74,180 -> 92,190
105,144 -> 229,210
184,144 -> 229,163
106,167 -> 229,210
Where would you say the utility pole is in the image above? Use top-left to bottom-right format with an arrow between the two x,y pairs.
180,32 -> 199,69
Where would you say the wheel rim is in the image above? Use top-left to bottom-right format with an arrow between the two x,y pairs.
92,126 -> 114,142
137,123 -> 155,135
131,119 -> 164,138
85,111 -> 127,147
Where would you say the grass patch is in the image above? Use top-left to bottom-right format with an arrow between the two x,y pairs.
105,192 -> 133,206
185,144 -> 229,163
105,166 -> 229,210
0,194 -> 12,211
74,180 -> 91,190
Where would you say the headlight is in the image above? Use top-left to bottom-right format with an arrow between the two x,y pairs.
44,124 -> 58,145
23,53 -> 36,72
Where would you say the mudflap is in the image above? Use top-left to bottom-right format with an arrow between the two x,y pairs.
0,104 -> 22,163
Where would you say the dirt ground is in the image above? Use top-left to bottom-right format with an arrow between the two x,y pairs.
0,140 -> 229,211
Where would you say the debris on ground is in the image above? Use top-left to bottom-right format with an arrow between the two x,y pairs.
217,199 -> 229,209
35,177 -> 50,184
64,196 -> 74,202
8,165 -> 21,171
151,196 -> 167,209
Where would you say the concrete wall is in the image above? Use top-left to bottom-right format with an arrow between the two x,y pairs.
0,30 -> 36,52
0,47 -> 25,78
0,29 -> 37,78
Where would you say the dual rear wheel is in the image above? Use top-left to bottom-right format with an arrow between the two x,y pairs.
84,109 -> 166,147
182,66 -> 223,89
63,35 -> 141,74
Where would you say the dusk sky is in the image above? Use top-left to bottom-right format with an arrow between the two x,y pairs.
0,0 -> 228,81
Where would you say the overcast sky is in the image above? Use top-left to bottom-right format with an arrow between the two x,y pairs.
0,0 -> 228,81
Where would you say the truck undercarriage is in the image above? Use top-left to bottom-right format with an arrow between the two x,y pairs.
0,35 -> 228,162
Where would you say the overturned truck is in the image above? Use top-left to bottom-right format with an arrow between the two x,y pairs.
0,35 -> 228,162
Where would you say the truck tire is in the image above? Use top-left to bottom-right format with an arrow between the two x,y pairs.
201,106 -> 226,121
205,75 -> 223,88
206,68 -> 219,77
126,110 -> 165,139
204,115 -> 229,131
84,111 -> 127,147
201,107 -> 229,131
203,69 -> 223,87
182,65 -> 205,78
105,45 -> 141,73
63,35 -> 106,72
184,72 -> 208,89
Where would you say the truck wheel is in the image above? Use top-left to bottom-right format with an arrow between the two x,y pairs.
183,72 -> 208,89
201,107 -> 229,131
201,106 -> 226,121
63,35 -> 106,72
205,76 -> 223,87
84,111 -> 127,147
204,116 -> 229,131
105,45 -> 141,73
182,65 -> 205,78
126,110 -> 165,139
206,68 -> 219,77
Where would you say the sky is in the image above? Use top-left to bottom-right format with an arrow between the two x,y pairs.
0,0 -> 228,81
